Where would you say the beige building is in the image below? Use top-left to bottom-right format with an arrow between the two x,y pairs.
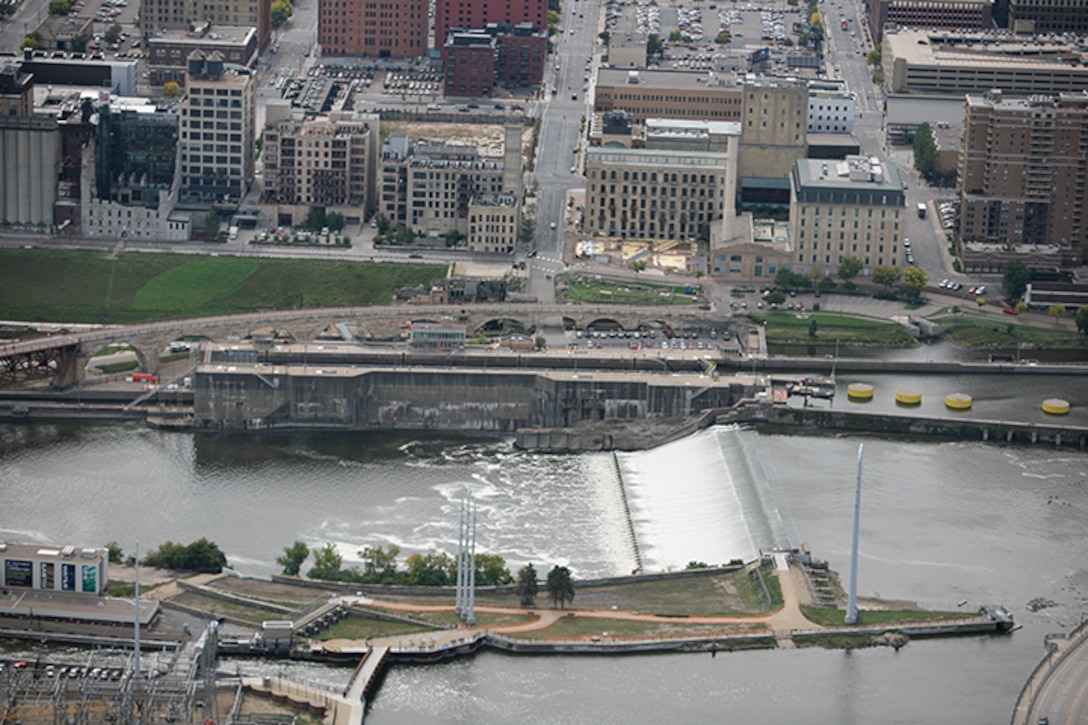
738,76 -> 809,193
882,30 -> 1088,95
711,216 -> 793,279
262,111 -> 380,226
789,156 -> 907,275
958,90 -> 1088,270
468,192 -> 519,253
141,0 -> 271,51
594,68 -> 744,123
178,51 -> 256,205
584,147 -> 735,241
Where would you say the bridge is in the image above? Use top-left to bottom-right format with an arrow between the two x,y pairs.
0,303 -> 726,387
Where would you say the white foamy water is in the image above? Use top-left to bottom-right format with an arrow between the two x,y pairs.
616,425 -> 792,571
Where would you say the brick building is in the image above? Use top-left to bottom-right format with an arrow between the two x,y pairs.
1007,0 -> 1088,34
443,32 -> 497,97
594,68 -> 744,123
867,0 -> 992,43
433,0 -> 545,53
147,23 -> 258,87
317,0 -> 428,59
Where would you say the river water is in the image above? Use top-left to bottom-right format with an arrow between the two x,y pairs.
2,367 -> 1087,723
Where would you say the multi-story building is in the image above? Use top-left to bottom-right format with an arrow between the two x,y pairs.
594,69 -> 744,123
141,0 -> 271,51
178,51 -> 256,205
379,125 -> 522,235
468,193 -> 519,253
710,216 -> 793,279
867,0 -> 992,43
807,87 -> 856,134
443,31 -> 497,97
738,76 -> 809,204
495,23 -> 546,89
433,0 -> 544,54
583,147 -> 734,241
958,90 -> 1088,269
789,156 -> 906,275
147,23 -> 258,87
317,0 -> 428,59
261,111 -> 380,226
1007,0 -> 1088,34
0,61 -> 33,116
882,30 -> 1088,95
16,55 -> 138,95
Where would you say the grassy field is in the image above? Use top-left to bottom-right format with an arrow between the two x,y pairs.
312,615 -> 438,641
752,311 -> 919,346
503,615 -> 767,640
0,249 -> 446,324
562,275 -> 705,306
799,605 -> 966,628
169,591 -> 273,625
934,312 -> 1086,348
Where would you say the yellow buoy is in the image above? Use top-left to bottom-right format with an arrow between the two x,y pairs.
847,382 -> 874,401
945,393 -> 973,410
896,389 -> 923,406
1042,398 -> 1071,415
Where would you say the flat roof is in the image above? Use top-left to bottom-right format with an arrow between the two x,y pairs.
0,588 -> 159,625
645,117 -> 741,135
0,541 -> 104,560
151,26 -> 256,45
886,94 -> 966,126
885,29 -> 1088,71
587,147 -> 731,167
597,67 -> 743,91
794,156 -> 905,191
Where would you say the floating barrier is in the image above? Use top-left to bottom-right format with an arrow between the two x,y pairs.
945,393 -> 972,410
847,382 -> 873,401
1042,398 -> 1071,415
895,389 -> 922,406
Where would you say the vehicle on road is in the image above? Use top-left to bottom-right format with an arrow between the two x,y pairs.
408,252 -> 423,259
550,222 -> 557,229
1003,307 -> 1019,315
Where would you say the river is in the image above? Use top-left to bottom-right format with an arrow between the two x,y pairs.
1,368 -> 1087,723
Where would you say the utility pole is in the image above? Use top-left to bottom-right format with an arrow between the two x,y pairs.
845,444 -> 863,625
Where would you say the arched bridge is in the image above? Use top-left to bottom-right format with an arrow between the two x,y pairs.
0,303 -> 730,387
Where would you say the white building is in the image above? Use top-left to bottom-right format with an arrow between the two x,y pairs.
807,88 -> 856,134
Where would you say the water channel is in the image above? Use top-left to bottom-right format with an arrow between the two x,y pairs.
1,348 -> 1087,722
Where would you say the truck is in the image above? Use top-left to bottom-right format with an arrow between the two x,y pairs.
228,225 -> 239,240
916,202 -> 927,219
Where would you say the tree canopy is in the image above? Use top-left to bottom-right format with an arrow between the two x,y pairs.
902,266 -> 928,300
873,265 -> 901,290
546,565 -> 575,608
276,540 -> 310,576
271,0 -> 292,27
517,563 -> 539,606
1076,307 -> 1088,336
143,538 -> 227,573
837,256 -> 862,281
1003,260 -> 1031,301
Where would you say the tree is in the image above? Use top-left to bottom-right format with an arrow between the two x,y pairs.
326,211 -> 345,232
715,31 -> 730,44
1003,260 -> 1031,302
305,205 -> 326,230
873,265 -> 901,290
808,318 -> 818,337
21,33 -> 40,50
104,24 -> 122,44
775,267 -> 808,291
70,33 -> 88,53
163,81 -> 180,98
444,229 -> 463,247
105,541 -> 124,564
48,0 -> 71,15
546,565 -> 575,609
203,209 -> 220,240
809,266 -> 825,287
1076,306 -> 1088,336
913,123 -> 939,183
517,563 -> 539,606
902,266 -> 928,301
271,0 -> 292,27
475,553 -> 513,586
535,335 -> 547,350
764,289 -> 786,305
143,538 -> 227,573
646,34 -> 663,59
359,544 -> 401,583
404,550 -> 455,586
308,542 -> 344,580
519,214 -> 535,245
375,213 -> 390,234
668,29 -> 682,42
598,31 -> 610,42
276,541 -> 310,577
1049,303 -> 1066,325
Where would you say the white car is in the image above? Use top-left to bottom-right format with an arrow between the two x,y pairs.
550,222 -> 557,229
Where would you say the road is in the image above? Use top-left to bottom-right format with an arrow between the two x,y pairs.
1022,629 -> 1088,725
0,0 -> 48,53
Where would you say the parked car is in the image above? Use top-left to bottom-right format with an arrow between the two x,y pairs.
1003,307 -> 1019,315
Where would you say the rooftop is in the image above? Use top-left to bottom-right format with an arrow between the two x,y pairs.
794,155 -> 905,191
597,67 -> 744,91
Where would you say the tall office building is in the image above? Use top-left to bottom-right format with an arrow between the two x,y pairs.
140,0 -> 272,51
178,51 -> 256,205
433,0 -> 545,53
738,76 -> 808,204
317,0 -> 428,58
959,90 -> 1088,254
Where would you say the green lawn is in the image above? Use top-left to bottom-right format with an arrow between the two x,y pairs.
752,311 -> 918,346
0,249 -> 446,324
562,275 -> 704,306
799,605 -> 966,628
934,313 -> 1086,348
312,615 -> 438,641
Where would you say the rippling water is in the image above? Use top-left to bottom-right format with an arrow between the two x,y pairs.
3,416 -> 1088,723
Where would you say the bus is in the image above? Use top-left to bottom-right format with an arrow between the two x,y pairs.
916,202 -> 927,219
132,373 -> 158,384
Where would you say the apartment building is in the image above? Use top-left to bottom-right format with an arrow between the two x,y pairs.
789,156 -> 906,275
261,111 -> 380,226
583,148 -> 733,241
958,90 -> 1088,268
807,88 -> 856,134
1007,0 -> 1088,33
141,0 -> 271,51
317,0 -> 427,59
468,193 -> 519,253
178,51 -> 256,205
147,23 -> 258,87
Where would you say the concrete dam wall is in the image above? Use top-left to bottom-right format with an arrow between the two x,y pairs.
192,366 -> 751,432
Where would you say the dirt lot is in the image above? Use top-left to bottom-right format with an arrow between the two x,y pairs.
382,122 -> 531,158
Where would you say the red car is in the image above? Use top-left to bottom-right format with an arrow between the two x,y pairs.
1003,307 -> 1019,315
